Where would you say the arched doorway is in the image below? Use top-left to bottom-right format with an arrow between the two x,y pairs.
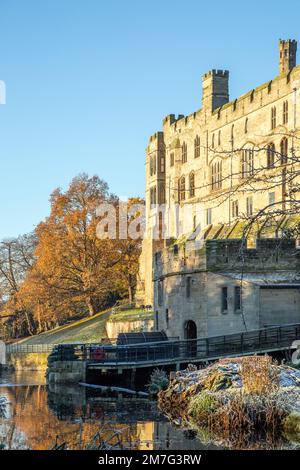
184,320 -> 197,357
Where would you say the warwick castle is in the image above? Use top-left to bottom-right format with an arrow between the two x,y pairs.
137,40 -> 300,340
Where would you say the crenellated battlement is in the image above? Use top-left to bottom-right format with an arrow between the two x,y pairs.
154,238 -> 300,280
163,114 -> 185,128
202,69 -> 229,79
148,131 -> 164,144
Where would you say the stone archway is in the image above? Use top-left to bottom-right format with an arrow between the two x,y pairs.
184,320 -> 197,357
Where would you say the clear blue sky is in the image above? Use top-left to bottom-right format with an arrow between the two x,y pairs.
0,0 -> 299,239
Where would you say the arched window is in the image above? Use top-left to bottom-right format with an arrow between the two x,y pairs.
267,143 -> 275,168
178,176 -> 186,201
150,186 -> 157,206
211,160 -> 222,190
159,183 -> 165,204
271,106 -> 277,129
182,142 -> 187,163
280,137 -> 288,164
189,172 -> 195,198
194,135 -> 200,158
283,100 -> 288,124
241,148 -> 254,178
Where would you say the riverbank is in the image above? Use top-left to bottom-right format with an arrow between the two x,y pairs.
158,357 -> 300,449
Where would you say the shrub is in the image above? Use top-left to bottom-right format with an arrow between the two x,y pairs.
283,412 -> 300,437
147,369 -> 169,397
240,356 -> 279,395
188,391 -> 218,423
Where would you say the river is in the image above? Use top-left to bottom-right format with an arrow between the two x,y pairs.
0,370 -> 220,450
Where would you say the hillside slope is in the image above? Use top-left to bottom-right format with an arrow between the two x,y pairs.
15,308 -> 154,345
16,309 -> 113,345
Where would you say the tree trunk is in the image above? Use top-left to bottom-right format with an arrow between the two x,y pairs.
24,311 -> 35,336
128,285 -> 133,304
86,297 -> 96,316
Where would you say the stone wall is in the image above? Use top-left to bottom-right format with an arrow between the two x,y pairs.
154,238 -> 299,279
47,360 -> 87,384
106,318 -> 154,339
139,39 -> 300,305
154,270 -> 260,339
205,238 -> 300,272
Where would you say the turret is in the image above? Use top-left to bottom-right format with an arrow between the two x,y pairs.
202,69 -> 229,113
279,39 -> 297,75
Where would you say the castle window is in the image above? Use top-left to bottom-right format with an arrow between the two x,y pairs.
241,149 -> 254,178
182,142 -> 187,163
246,196 -> 253,216
166,309 -> 169,328
283,100 -> 288,124
211,160 -> 222,190
234,286 -> 241,312
150,186 -> 157,206
232,200 -> 239,218
193,215 -> 197,231
211,133 -> 215,148
280,137 -> 288,164
186,276 -> 191,298
244,118 -> 248,134
268,191 -> 275,206
267,143 -> 275,168
218,130 -> 221,146
221,287 -> 228,313
160,155 -> 165,173
250,90 -> 254,102
159,183 -> 165,204
170,152 -> 174,167
194,135 -> 200,158
158,280 -> 164,306
178,176 -> 186,201
206,208 -> 212,225
231,124 -> 234,144
271,106 -> 277,129
189,172 -> 195,198
155,311 -> 159,329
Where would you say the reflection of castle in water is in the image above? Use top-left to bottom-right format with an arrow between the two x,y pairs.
46,383 -> 217,450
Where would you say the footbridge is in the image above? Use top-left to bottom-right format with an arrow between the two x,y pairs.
44,323 -> 300,387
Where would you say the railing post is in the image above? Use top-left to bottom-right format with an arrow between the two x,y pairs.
204,338 -> 208,357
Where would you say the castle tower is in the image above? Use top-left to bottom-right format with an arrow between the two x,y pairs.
135,132 -> 166,306
202,69 -> 229,113
279,39 -> 297,75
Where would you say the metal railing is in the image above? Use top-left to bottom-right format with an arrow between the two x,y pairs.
6,337 -> 112,354
48,323 -> 300,365
6,343 -> 56,354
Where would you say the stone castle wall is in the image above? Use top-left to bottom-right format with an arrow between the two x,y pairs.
138,40 -> 300,305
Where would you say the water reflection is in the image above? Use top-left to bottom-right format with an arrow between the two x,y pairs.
0,371 -> 218,450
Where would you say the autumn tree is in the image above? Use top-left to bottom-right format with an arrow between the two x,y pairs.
14,175 -> 143,336
0,233 -> 37,337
